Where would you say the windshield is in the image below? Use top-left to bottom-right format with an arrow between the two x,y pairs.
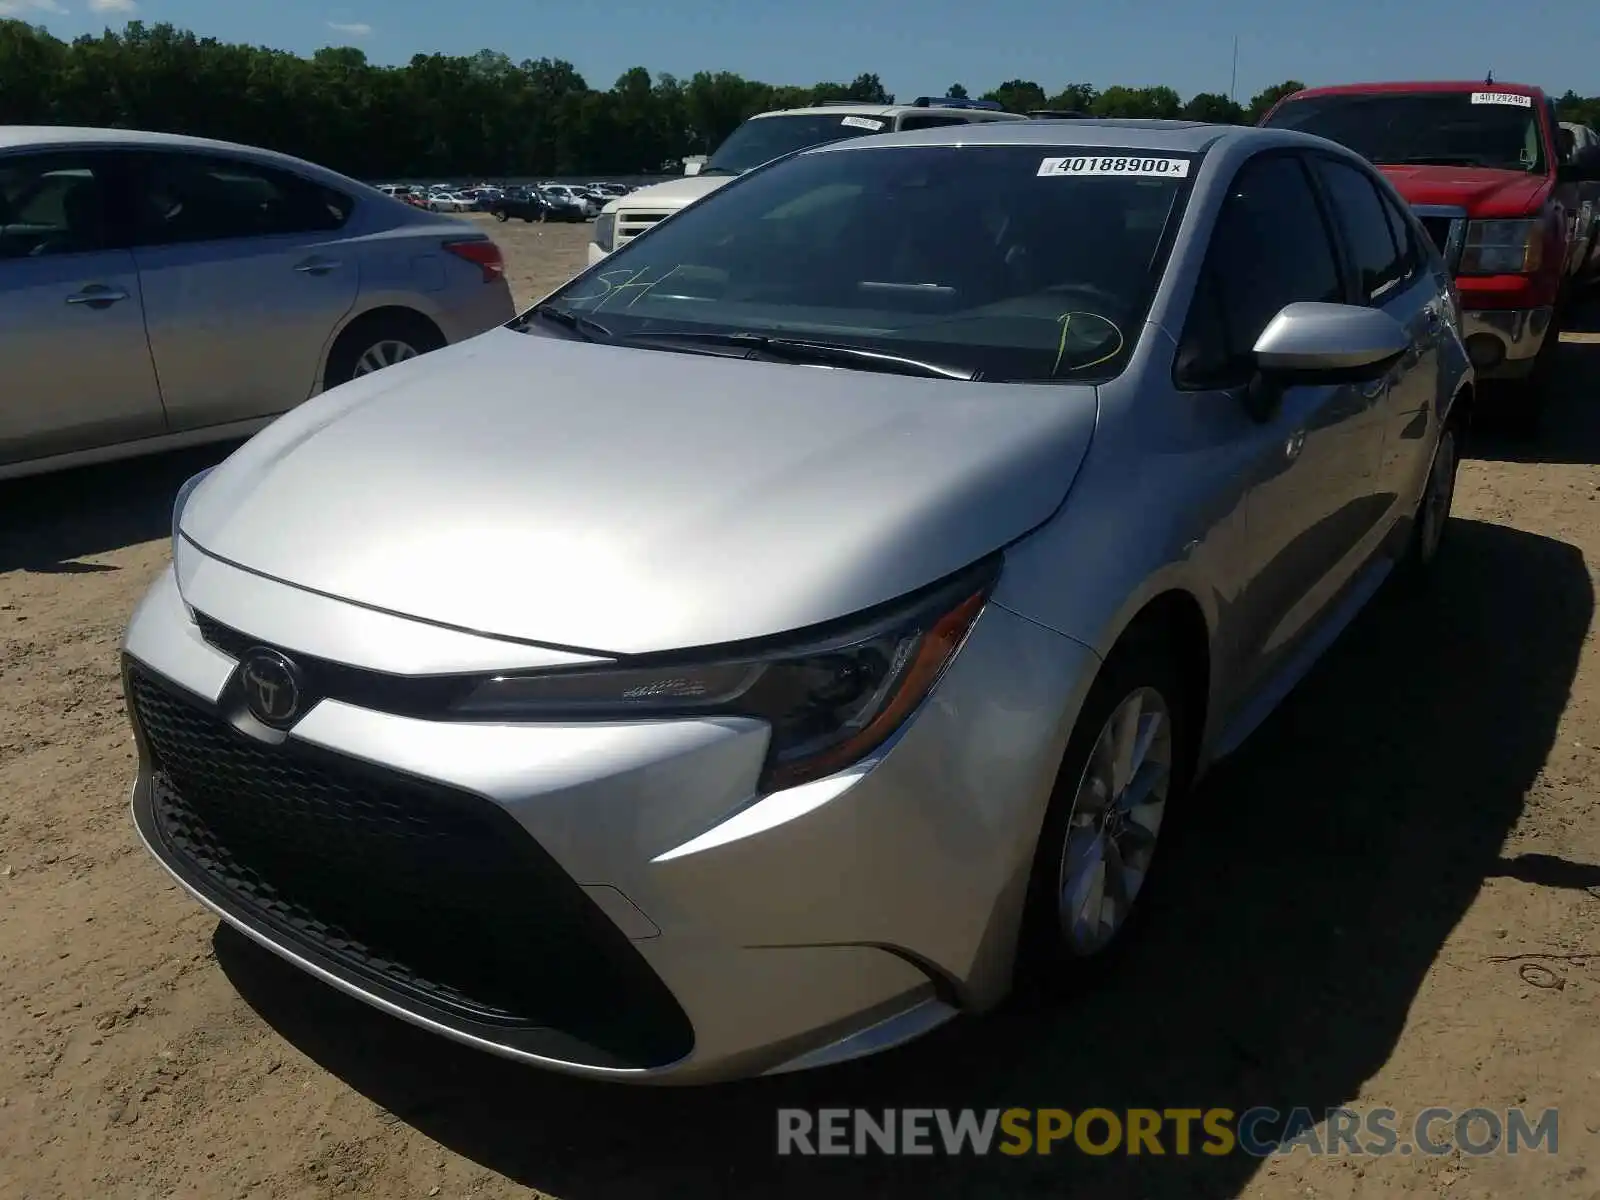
533,144 -> 1194,383
703,113 -> 892,175
1263,90 -> 1546,173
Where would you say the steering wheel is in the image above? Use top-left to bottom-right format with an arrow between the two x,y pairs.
1040,281 -> 1126,314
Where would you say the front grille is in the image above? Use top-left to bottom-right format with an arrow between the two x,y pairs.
128,662 -> 694,1068
615,211 -> 669,245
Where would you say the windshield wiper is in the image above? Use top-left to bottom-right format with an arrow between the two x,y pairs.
623,330 -> 978,380
521,304 -> 614,342
694,166 -> 740,176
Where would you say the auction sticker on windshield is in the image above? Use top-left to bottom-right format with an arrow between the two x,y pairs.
1471,91 -> 1532,107
1038,156 -> 1191,178
841,116 -> 886,130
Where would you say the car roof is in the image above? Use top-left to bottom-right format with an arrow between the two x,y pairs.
2,124 -> 306,161
1284,80 -> 1545,100
802,117 -> 1283,156
0,124 -> 365,190
751,104 -> 1029,122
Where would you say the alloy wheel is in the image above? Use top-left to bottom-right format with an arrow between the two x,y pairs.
1057,686 -> 1173,956
352,339 -> 420,378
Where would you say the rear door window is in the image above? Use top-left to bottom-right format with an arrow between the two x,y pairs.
1311,156 -> 1406,302
130,152 -> 354,246
1376,186 -> 1423,282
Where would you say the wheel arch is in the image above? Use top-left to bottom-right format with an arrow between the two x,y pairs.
317,304 -> 447,391
1029,578 -> 1216,810
1100,587 -> 1212,774
1007,583 -> 1213,996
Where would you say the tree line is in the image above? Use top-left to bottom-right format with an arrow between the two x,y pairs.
2,19 -> 1598,180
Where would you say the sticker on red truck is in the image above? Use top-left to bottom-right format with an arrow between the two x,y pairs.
1471,91 -> 1532,107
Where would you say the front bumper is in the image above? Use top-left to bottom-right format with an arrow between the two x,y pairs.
123,551 -> 1094,1084
1460,306 -> 1554,381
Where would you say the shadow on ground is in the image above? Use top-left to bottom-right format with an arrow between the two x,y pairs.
0,441 -> 243,573
1468,294 -> 1600,466
216,516 -> 1592,1199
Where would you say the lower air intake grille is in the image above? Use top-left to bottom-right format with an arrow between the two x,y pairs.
127,662 -> 693,1068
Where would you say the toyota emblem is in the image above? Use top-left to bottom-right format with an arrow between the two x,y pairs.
239,649 -> 304,727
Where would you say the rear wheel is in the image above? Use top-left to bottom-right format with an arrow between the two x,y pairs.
323,311 -> 446,389
1397,407 -> 1461,582
495,209 -> 509,222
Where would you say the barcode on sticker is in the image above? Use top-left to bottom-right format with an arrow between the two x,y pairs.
840,116 -> 885,131
1038,155 -> 1191,178
1471,91 -> 1531,107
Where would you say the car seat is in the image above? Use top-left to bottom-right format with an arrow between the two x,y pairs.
28,180 -> 105,257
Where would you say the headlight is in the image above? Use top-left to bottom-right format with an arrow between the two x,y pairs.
592,212 -> 616,253
171,467 -> 214,549
451,558 -> 999,793
1459,218 -> 1543,275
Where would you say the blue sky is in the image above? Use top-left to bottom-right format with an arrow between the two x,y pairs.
4,0 -> 1597,104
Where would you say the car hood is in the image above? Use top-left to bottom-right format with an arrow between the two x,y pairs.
603,174 -> 731,214
1376,164 -> 1550,217
180,328 -> 1098,655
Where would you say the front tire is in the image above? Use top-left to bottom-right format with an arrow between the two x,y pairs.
1481,308 -> 1561,437
495,209 -> 509,222
1018,640 -> 1194,993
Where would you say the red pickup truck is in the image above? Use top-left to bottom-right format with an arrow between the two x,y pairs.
1261,80 -> 1600,431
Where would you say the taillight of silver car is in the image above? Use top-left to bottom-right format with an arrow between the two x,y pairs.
443,239 -> 506,283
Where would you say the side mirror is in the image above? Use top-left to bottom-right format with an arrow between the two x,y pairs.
1241,302 -> 1409,421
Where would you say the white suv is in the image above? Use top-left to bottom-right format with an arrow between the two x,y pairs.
588,98 -> 1030,264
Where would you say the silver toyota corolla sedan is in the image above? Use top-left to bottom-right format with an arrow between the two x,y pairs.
1,126 -> 516,481
123,120 -> 1471,1084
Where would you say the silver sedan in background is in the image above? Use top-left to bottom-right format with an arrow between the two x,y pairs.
0,126 -> 516,481
124,120 -> 1470,1084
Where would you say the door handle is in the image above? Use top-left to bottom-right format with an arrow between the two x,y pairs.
64,286 -> 130,309
294,258 -> 341,275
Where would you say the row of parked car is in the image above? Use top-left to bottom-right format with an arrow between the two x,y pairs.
377,179 -> 637,219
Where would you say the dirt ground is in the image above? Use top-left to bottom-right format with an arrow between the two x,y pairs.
3,215 -> 1600,1199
